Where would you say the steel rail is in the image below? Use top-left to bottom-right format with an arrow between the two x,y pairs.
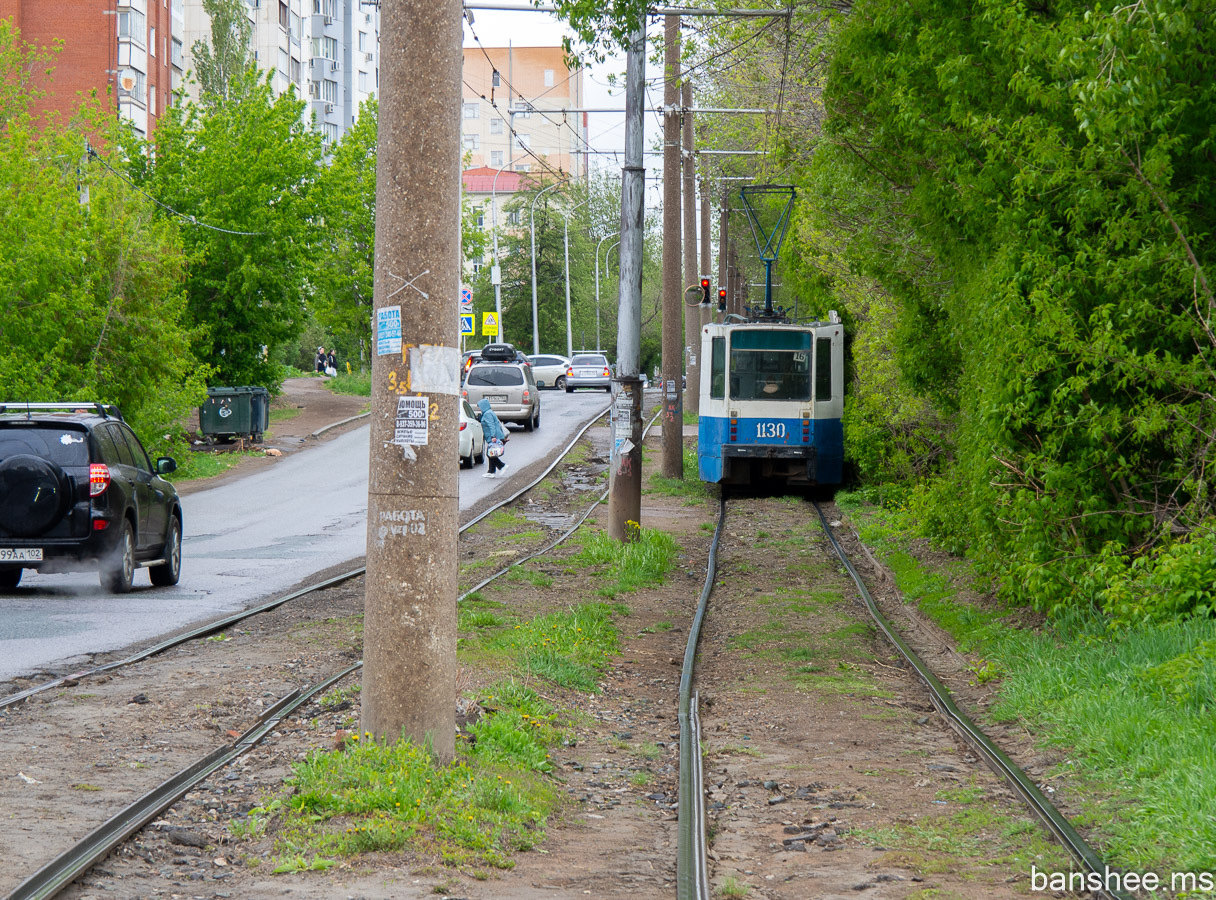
2,402 -> 621,898
676,495 -> 724,900
458,409 -> 662,604
2,401 -> 615,713
812,501 -> 1133,900
8,663 -> 362,900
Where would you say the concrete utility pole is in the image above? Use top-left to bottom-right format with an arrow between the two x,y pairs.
609,21 -> 646,541
660,15 -> 683,479
530,180 -> 564,356
363,0 -> 461,759
681,79 -> 699,418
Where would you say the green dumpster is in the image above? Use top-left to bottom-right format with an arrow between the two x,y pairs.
199,386 -> 270,442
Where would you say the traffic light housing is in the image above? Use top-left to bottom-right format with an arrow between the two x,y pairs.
717,287 -> 727,312
699,277 -> 711,305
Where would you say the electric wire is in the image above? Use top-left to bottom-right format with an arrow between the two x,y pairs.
86,147 -> 267,237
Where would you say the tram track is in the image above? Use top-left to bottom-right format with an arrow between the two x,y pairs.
3,402 -> 624,900
3,424 -> 1128,900
675,495 -> 1129,900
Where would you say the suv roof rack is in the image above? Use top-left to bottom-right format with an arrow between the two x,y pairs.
0,402 -> 123,420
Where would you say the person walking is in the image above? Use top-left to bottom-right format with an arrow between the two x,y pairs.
315,347 -> 327,373
477,398 -> 509,478
326,349 -> 337,374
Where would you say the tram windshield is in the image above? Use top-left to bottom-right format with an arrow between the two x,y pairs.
728,330 -> 812,401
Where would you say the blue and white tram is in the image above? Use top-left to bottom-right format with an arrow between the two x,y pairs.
697,313 -> 844,487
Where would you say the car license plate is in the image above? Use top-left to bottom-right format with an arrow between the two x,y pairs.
577,368 -> 597,376
486,394 -> 507,402
0,548 -> 42,562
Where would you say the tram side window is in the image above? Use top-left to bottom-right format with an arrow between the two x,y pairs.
815,337 -> 833,402
710,337 -> 725,399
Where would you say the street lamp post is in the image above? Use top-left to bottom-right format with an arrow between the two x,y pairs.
530,180 -> 566,356
595,230 -> 620,354
561,196 -> 590,358
490,156 -> 523,345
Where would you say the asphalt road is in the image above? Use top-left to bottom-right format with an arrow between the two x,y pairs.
0,389 -> 612,682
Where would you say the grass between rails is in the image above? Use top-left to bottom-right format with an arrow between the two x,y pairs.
236,522 -> 682,875
836,491 -> 1216,875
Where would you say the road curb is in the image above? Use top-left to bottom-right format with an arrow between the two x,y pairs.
309,411 -> 371,439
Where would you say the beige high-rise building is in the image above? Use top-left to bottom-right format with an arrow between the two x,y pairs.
462,45 -> 586,179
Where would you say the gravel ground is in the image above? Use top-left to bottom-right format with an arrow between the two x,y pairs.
0,420 -> 1086,900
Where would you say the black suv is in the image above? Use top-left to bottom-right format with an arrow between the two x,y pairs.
0,403 -> 183,593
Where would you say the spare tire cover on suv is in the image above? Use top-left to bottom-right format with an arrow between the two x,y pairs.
0,454 -> 72,537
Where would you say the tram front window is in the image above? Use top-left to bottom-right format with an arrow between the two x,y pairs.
728,330 -> 811,401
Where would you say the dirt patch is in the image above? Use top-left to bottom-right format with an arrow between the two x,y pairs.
1,435 -> 1082,900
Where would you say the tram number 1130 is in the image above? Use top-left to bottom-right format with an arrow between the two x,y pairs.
755,422 -> 786,439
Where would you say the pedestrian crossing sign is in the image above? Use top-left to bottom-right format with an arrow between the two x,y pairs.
460,314 -> 474,336
482,312 -> 499,336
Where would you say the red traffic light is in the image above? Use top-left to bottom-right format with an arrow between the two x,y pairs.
717,287 -> 727,311
700,278 -> 710,289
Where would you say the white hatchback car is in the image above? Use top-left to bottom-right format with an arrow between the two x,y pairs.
527,354 -> 571,390
458,399 -> 485,468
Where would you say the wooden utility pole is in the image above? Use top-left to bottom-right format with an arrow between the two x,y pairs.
681,80 -> 699,417
718,190 -> 729,316
700,162 -> 712,342
362,0 -> 461,759
660,14 -> 683,479
609,21 -> 646,541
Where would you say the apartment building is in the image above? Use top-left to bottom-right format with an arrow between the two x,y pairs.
0,0 -> 179,138
178,0 -> 378,146
462,45 -> 586,179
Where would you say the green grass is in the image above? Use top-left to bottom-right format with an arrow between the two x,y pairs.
247,681 -> 563,873
268,406 -> 301,424
166,448 -> 263,482
475,602 -> 625,692
647,445 -> 710,502
326,370 -> 371,396
569,525 -> 679,597
843,494 -> 1216,874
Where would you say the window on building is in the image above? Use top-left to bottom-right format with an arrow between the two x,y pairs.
149,26 -> 156,56
323,122 -> 339,144
462,102 -> 479,119
490,150 -> 504,167
462,134 -> 480,151
513,100 -> 531,119
279,1 -> 288,28
514,163 -> 531,172
492,70 -> 500,87
149,84 -> 157,115
358,71 -> 368,92
489,118 -> 503,135
171,38 -> 183,68
291,57 -> 301,82
471,261 -> 483,274
543,68 -> 554,87
322,79 -> 337,102
358,31 -> 368,51
279,48 -> 289,80
311,36 -> 337,59
507,210 -> 520,225
314,0 -> 336,14
291,10 -> 301,39
475,208 -> 484,227
514,133 -> 530,150
117,10 -> 146,43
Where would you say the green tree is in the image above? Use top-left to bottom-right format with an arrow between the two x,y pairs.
146,68 -> 323,388
0,24 -> 206,444
310,98 -> 377,367
191,0 -> 253,104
